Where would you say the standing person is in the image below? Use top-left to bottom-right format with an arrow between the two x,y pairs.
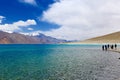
102,45 -> 104,51
115,44 -> 117,49
107,44 -> 110,49
111,45 -> 114,49
105,45 -> 107,51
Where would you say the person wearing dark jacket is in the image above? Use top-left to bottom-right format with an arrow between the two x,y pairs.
115,44 -> 117,49
102,45 -> 105,51
105,45 -> 108,51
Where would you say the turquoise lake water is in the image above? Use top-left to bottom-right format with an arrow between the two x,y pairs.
0,44 -> 120,80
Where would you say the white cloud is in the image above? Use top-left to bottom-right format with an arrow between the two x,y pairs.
28,28 -> 33,30
19,0 -> 37,6
0,19 -> 36,33
42,0 -> 120,40
13,20 -> 36,27
20,31 -> 42,36
0,16 -> 5,24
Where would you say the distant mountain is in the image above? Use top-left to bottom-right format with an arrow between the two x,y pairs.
34,33 -> 67,44
79,31 -> 120,43
0,31 -> 67,44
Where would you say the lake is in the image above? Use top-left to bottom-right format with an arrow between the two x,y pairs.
0,44 -> 120,80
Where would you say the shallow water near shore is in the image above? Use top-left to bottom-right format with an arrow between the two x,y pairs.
0,44 -> 120,80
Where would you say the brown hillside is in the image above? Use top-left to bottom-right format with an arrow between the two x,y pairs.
81,31 -> 120,43
0,31 -> 41,44
0,31 -> 66,44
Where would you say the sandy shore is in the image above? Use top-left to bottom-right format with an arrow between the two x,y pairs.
65,42 -> 120,45
108,49 -> 120,53
65,40 -> 120,44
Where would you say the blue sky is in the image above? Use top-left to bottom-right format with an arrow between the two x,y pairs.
0,0 -> 120,40
0,0 -> 58,31
0,0 -> 54,22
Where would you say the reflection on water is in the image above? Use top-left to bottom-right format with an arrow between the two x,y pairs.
0,44 -> 120,80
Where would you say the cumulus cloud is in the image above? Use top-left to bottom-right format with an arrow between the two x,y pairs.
19,0 -> 37,6
0,16 -> 5,24
42,0 -> 120,40
0,19 -> 36,33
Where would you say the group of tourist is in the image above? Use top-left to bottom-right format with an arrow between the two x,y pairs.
102,44 -> 117,51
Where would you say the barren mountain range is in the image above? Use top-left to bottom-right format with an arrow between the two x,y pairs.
0,31 -> 67,44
